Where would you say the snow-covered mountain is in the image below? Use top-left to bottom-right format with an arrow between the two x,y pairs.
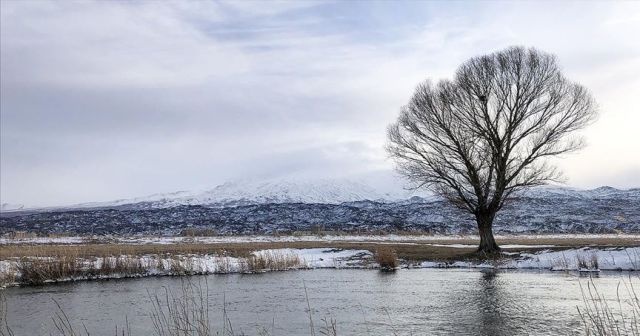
2,179 -> 638,213
174,178 -> 409,205
517,185 -> 640,200
22,178 -> 421,211
1,180 -> 638,235
65,182 -> 640,210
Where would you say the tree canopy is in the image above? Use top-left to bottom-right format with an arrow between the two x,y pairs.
387,46 -> 597,252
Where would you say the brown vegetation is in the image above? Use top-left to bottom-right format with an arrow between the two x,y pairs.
240,250 -> 303,272
2,236 -> 636,261
14,255 -> 152,285
374,247 -> 399,270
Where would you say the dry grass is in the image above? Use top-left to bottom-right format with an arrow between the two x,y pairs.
577,253 -> 600,271
0,244 -> 230,260
0,241 -> 472,263
2,235 -> 637,261
213,257 -> 232,274
240,250 -> 303,273
0,269 -> 16,289
16,256 -> 82,285
14,255 -> 156,285
374,247 -> 399,270
578,276 -> 640,335
0,292 -> 14,336
148,280 -> 212,336
97,256 -> 146,277
1,235 -> 638,286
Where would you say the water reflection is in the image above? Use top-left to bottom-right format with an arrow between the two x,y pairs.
440,269 -> 514,335
476,269 -> 508,336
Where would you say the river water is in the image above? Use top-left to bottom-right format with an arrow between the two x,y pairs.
2,268 -> 635,335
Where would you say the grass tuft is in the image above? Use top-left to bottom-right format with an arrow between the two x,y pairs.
243,250 -> 303,272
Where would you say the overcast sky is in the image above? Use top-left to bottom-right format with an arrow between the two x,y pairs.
1,1 -> 639,207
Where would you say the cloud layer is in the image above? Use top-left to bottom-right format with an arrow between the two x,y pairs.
1,1 -> 639,206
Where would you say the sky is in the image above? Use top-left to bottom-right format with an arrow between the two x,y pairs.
1,1 -> 639,207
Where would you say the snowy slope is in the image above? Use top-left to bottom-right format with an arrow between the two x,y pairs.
2,181 -> 638,235
180,178 -> 405,205
2,179 -> 637,213
14,177 -> 416,212
517,185 -> 640,200
75,182 -> 638,209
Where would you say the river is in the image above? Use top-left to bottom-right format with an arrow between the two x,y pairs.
2,268 -> 635,335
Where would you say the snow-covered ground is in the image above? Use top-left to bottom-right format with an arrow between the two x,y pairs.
0,248 -> 375,287
2,234 -> 638,245
1,246 -> 638,288
517,247 -> 640,271
419,247 -> 640,271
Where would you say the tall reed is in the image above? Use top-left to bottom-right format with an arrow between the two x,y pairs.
578,276 -> 639,335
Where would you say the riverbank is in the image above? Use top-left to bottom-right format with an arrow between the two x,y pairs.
1,234 -> 639,287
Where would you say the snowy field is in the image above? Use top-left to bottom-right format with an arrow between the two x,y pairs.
1,246 -> 639,288
2,233 -> 639,245
1,233 -> 638,287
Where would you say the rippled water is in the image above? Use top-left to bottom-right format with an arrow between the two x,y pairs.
2,269 -> 635,335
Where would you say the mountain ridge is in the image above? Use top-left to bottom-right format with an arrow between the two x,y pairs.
1,178 -> 638,214
1,179 -> 637,235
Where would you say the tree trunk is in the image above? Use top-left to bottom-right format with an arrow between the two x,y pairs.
476,212 -> 500,254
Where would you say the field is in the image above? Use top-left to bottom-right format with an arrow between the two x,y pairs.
1,234 -> 639,261
1,233 -> 639,288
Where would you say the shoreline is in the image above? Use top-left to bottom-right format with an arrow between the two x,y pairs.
2,238 -> 639,288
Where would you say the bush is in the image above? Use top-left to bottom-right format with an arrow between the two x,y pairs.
374,247 -> 399,271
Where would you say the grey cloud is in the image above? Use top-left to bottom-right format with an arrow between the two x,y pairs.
1,0 -> 639,206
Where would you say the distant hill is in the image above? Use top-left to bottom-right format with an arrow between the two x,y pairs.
1,179 -> 638,235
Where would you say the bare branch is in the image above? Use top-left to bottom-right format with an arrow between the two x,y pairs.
387,46 -> 597,246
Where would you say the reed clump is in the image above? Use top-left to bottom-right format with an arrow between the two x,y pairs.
16,256 -> 82,285
15,255 -> 152,285
0,267 -> 16,288
96,256 -> 146,277
576,252 -> 600,271
374,247 -> 399,271
148,280 -> 212,336
214,256 -> 232,274
242,250 -> 303,273
578,276 -> 639,336
0,292 -> 15,336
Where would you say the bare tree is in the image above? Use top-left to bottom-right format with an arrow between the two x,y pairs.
387,46 -> 597,253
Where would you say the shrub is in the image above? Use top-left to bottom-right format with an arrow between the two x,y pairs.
576,252 -> 599,271
374,247 -> 399,271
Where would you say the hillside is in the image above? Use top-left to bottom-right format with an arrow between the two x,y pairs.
1,179 -> 637,235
